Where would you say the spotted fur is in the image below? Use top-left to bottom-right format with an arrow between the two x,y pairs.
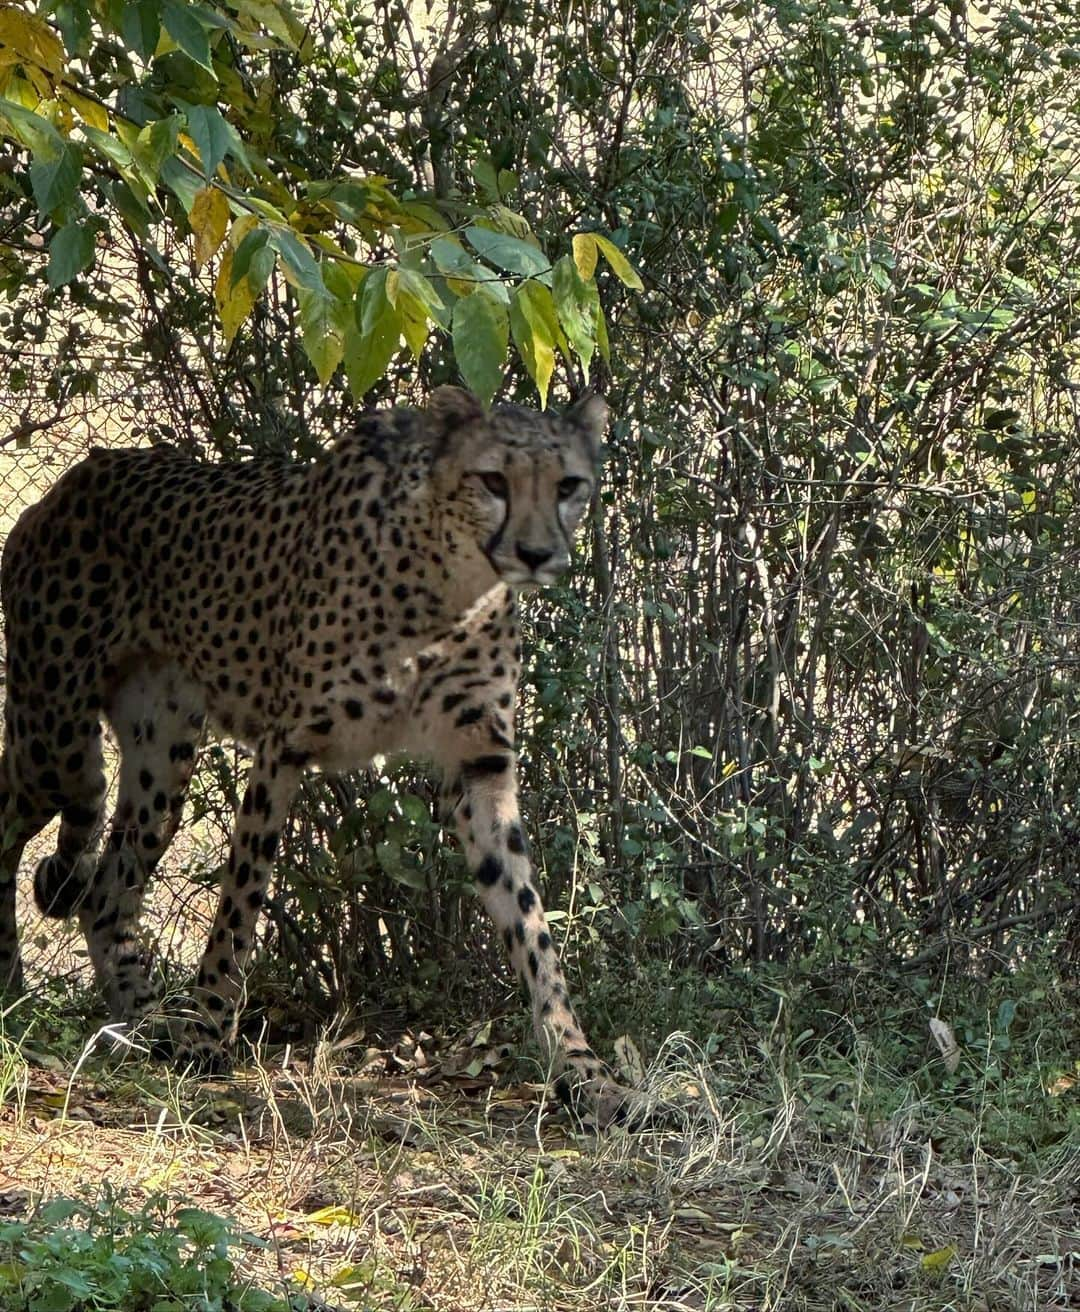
0,387 -> 618,1110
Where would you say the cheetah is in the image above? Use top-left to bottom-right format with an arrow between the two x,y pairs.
0,386 -> 620,1112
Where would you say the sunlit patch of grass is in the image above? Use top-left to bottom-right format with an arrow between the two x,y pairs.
0,1014 -> 29,1119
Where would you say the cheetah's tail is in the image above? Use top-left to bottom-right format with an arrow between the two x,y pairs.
33,853 -> 94,919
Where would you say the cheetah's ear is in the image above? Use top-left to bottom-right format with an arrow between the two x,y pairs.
565,392 -> 608,461
427,385 -> 485,442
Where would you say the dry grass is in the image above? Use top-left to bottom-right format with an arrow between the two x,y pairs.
1,1014 -> 1076,1311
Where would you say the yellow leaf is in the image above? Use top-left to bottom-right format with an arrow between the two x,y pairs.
191,185 -> 229,268
215,244 -> 256,345
24,62 -> 53,103
590,232 -> 644,290
399,294 -> 429,358
920,1245 -> 957,1273
330,1262 -> 375,1288
60,85 -> 108,131
572,232 -> 597,281
304,1204 -> 361,1226
509,280 -> 557,407
0,8 -> 64,77
486,203 -> 532,240
140,1161 -> 182,1191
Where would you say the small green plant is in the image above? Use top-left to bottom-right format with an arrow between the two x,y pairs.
0,1193 -> 309,1312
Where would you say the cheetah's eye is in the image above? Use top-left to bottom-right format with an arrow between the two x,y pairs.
477,471 -> 509,498
557,476 -> 587,500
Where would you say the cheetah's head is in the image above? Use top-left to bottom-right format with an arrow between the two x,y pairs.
428,386 -> 607,587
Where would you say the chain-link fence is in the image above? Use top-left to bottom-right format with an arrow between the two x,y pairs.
1,358 -> 232,1005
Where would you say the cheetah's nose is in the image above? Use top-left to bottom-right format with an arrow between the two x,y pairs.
515,544 -> 555,573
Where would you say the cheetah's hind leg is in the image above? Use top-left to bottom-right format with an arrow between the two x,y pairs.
28,719 -> 108,920
77,663 -> 205,1034
1,752 -> 64,1001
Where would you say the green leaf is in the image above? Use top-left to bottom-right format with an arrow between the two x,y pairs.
47,221 -> 96,287
120,0 -> 160,61
30,141 -> 81,217
131,115 -> 182,191
552,253 -> 599,374
50,1 -> 92,57
395,267 -> 445,318
298,284 -> 350,386
81,125 -> 132,171
452,290 -> 508,406
246,242 -> 275,294
430,236 -> 509,302
160,154 -> 201,212
0,98 -> 65,156
162,0 -> 215,74
270,227 -> 323,293
344,267 -> 400,400
104,177 -> 152,236
465,225 -> 551,279
509,280 -> 559,407
184,104 -> 232,180
399,794 -> 430,825
231,226 -> 269,286
234,0 -> 305,49
471,156 -> 500,203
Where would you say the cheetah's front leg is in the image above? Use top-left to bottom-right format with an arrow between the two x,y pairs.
449,756 -> 624,1120
177,744 -> 301,1072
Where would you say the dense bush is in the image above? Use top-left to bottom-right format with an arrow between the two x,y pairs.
2,0 -> 1078,1033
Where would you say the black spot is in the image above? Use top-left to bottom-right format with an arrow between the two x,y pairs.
517,886 -> 536,914
507,824 -> 527,854
455,706 -> 484,727
442,693 -> 466,713
345,699 -> 364,719
463,754 -> 509,778
476,855 -> 502,886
